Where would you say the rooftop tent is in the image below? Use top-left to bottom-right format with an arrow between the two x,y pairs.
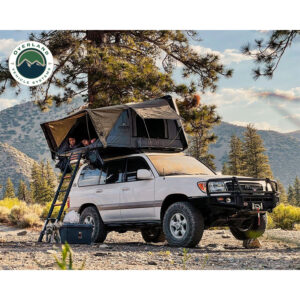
41,95 -> 188,159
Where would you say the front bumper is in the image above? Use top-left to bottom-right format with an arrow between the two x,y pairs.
203,177 -> 279,213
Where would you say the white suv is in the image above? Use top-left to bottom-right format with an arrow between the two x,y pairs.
69,152 -> 279,247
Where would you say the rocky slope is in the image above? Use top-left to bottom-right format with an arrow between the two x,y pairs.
0,142 -> 35,194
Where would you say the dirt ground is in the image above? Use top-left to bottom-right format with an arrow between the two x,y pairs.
0,224 -> 299,270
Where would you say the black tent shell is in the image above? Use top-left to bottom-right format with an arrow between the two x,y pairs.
41,95 -> 188,159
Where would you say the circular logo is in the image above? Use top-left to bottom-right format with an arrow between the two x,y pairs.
9,41 -> 53,86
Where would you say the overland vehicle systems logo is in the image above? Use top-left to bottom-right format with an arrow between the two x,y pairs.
9,41 -> 53,86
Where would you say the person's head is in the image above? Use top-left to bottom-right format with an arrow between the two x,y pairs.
81,139 -> 90,147
68,137 -> 76,147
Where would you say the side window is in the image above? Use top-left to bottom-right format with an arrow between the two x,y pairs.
103,159 -> 126,184
126,157 -> 151,182
78,165 -> 101,187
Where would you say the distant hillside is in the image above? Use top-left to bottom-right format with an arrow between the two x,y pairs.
0,99 -> 82,161
0,142 -> 35,196
285,130 -> 300,141
210,122 -> 300,187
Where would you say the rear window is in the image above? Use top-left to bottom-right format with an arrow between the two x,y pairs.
78,166 -> 101,186
148,154 -> 214,176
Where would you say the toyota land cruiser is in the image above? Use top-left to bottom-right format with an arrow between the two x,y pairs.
69,152 -> 279,247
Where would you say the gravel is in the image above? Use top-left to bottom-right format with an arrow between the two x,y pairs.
0,224 -> 299,270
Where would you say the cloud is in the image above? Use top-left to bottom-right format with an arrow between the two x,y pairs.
257,88 -> 300,103
202,88 -> 258,106
228,120 -> 282,132
0,98 -> 20,110
0,38 -> 24,58
191,45 -> 252,65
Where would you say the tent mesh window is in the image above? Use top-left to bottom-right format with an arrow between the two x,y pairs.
136,115 -> 167,139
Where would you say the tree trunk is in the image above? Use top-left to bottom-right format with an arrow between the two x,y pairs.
86,30 -> 105,106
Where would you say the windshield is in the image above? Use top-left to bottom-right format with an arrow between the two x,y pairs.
147,154 -> 215,176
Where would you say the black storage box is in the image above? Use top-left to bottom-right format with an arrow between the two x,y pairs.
59,223 -> 93,244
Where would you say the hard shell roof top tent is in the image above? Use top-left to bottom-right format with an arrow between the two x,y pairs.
41,95 -> 188,160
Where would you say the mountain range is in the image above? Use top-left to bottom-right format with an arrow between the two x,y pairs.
0,99 -> 299,193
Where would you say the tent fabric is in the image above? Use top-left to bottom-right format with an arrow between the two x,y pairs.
46,112 -> 86,149
41,96 -> 185,155
87,106 -> 126,147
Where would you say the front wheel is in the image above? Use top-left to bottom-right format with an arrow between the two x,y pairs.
229,214 -> 267,240
163,202 -> 204,248
80,206 -> 107,243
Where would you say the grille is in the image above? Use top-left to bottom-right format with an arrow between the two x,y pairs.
226,182 -> 263,192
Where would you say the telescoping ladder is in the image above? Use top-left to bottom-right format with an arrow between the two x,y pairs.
38,152 -> 82,242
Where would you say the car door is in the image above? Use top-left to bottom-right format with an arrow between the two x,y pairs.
120,156 -> 155,221
76,164 -> 102,210
98,158 -> 126,222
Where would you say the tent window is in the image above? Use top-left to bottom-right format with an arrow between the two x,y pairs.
136,115 -> 167,139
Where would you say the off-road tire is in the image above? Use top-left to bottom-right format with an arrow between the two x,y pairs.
80,206 -> 107,243
163,202 -> 204,248
141,227 -> 166,243
229,214 -> 267,240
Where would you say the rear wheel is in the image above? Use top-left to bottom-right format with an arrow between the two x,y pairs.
163,202 -> 204,248
80,206 -> 107,243
141,227 -> 165,243
229,214 -> 267,240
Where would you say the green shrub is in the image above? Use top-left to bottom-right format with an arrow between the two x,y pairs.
8,202 -> 43,228
41,202 -> 64,219
0,198 -> 22,209
267,214 -> 275,229
21,212 -> 42,227
9,202 -> 29,226
269,204 -> 300,230
0,206 -> 10,222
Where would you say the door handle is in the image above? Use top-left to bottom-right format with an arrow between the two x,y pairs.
122,187 -> 130,191
96,189 -> 103,193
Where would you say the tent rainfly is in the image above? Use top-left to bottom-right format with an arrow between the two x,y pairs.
41,95 -> 188,159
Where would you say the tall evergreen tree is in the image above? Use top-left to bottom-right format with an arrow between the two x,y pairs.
228,135 -> 244,175
276,179 -> 288,204
0,31 -> 232,110
179,97 -> 221,170
287,185 -> 295,205
4,177 -> 15,198
242,124 -> 273,178
17,180 -> 29,202
45,160 -> 57,190
293,176 -> 300,207
222,162 -> 231,175
30,161 -> 56,204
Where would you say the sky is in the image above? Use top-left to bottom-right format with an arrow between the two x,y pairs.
0,30 -> 300,133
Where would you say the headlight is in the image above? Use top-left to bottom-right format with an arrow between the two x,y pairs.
208,181 -> 227,193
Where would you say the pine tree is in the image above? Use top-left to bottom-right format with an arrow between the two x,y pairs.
222,162 -> 231,175
242,31 -> 300,79
276,179 -> 288,204
293,176 -> 300,207
30,161 -> 55,204
242,124 -> 273,178
45,160 -> 57,190
4,177 -> 15,198
18,180 -> 28,202
0,31 -> 232,110
228,135 -> 243,175
287,185 -> 296,205
180,99 -> 221,170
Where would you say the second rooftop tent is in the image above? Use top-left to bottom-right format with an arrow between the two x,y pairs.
41,95 -> 188,158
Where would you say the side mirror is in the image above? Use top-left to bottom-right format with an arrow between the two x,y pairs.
137,169 -> 153,180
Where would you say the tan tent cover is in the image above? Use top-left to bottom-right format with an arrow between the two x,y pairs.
41,98 -> 180,150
